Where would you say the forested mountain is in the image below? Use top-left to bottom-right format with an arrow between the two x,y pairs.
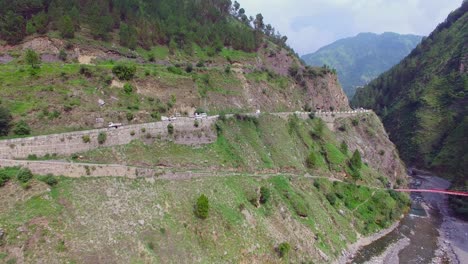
302,32 -> 422,98
0,0 -> 289,52
352,2 -> 467,215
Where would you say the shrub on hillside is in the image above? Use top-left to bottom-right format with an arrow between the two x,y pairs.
260,186 -> 271,204
0,106 -> 12,136
167,123 -> 174,135
112,64 -> 137,80
97,132 -> 107,144
123,83 -> 133,94
79,65 -> 93,77
17,168 -> 33,183
340,141 -> 348,154
167,66 -> 183,75
306,152 -> 318,169
350,150 -> 362,170
326,193 -> 337,205
82,135 -> 91,143
277,242 -> 291,258
0,171 -> 11,187
194,194 -> 209,219
126,112 -> 134,121
13,120 -> 31,135
40,174 -> 58,186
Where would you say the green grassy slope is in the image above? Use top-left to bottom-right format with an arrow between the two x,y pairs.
0,167 -> 409,263
75,114 -> 401,187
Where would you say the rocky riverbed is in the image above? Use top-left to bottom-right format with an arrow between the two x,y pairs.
346,169 -> 468,264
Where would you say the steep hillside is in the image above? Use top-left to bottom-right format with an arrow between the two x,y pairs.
0,114 -> 409,263
302,32 -> 422,98
352,3 -> 467,213
0,0 -> 349,137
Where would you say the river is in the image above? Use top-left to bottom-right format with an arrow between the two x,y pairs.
348,169 -> 468,264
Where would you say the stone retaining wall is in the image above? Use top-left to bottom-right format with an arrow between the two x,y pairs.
0,117 -> 217,159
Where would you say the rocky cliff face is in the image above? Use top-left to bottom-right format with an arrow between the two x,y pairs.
333,112 -> 407,186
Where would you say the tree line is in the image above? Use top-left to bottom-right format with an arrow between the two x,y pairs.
0,0 -> 291,53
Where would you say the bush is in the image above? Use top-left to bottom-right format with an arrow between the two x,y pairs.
0,171 -> 11,187
112,64 -> 136,80
79,65 -> 93,77
195,107 -> 206,114
17,169 -> 33,183
185,63 -> 193,73
224,65 -> 231,74
13,120 -> 31,135
306,152 -> 318,169
350,150 -> 362,170
126,112 -> 134,121
196,60 -> 205,67
0,106 -> 12,136
260,186 -> 271,204
123,83 -> 133,94
352,119 -> 359,126
82,135 -> 91,143
167,66 -> 183,75
277,242 -> 291,258
40,174 -> 58,186
58,49 -> 67,61
195,194 -> 209,219
340,141 -> 348,154
151,111 -> 161,121
326,193 -> 337,205
97,132 -> 107,144
194,120 -> 199,128
167,123 -> 174,135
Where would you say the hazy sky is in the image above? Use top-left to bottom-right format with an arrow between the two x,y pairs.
238,0 -> 463,55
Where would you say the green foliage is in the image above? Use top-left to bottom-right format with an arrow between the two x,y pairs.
25,49 -> 40,68
16,168 -> 33,183
350,150 -> 362,170
306,151 -> 318,169
82,135 -> 91,143
0,170 -> 11,187
79,66 -> 93,77
97,132 -> 107,144
0,11 -> 25,44
193,120 -> 199,128
123,83 -> 133,94
195,194 -> 209,219
58,15 -> 74,39
112,64 -> 137,81
39,174 -> 58,186
0,106 -> 12,136
126,112 -> 134,121
259,186 -> 270,204
340,141 -> 348,154
13,120 -> 31,135
119,23 -> 137,50
326,193 -> 337,205
167,123 -> 174,135
58,49 -> 67,61
167,66 -> 183,75
277,242 -> 291,258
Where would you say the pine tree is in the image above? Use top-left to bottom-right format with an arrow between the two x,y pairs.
58,15 -> 74,39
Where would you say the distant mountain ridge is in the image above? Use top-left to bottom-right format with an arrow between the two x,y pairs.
302,32 -> 422,98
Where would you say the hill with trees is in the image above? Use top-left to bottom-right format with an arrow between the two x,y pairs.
302,32 -> 422,98
352,2 -> 467,217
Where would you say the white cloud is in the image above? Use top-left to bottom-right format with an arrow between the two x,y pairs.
238,0 -> 463,55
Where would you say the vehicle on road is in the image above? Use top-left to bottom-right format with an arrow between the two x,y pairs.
108,122 -> 122,128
